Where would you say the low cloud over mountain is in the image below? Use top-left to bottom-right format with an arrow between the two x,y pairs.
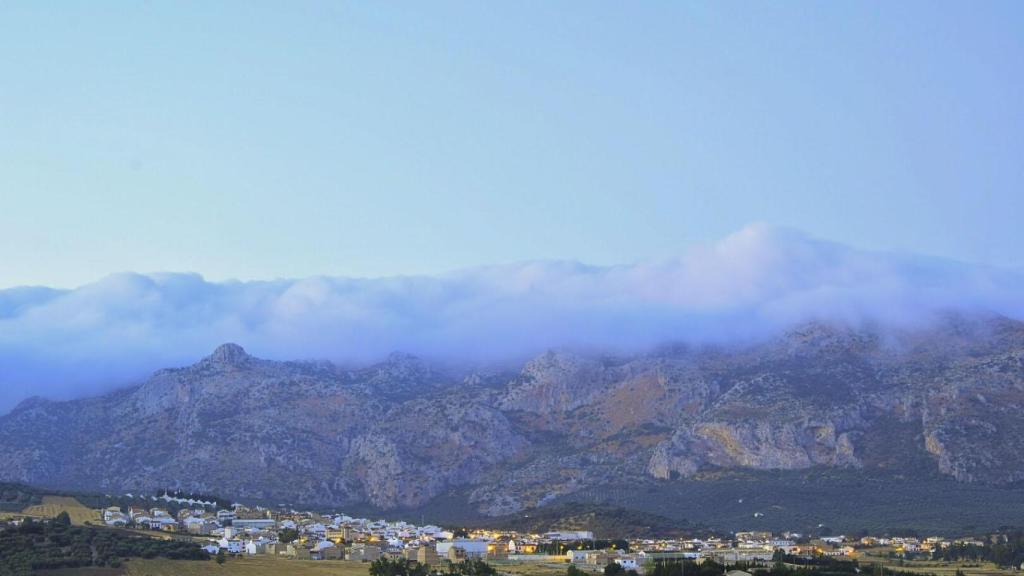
2,224 -> 1023,412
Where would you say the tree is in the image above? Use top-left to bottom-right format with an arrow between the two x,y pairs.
278,528 -> 299,543
216,549 -> 226,565
605,562 -> 626,576
448,559 -> 497,576
567,565 -> 588,576
54,511 -> 72,526
370,557 -> 431,576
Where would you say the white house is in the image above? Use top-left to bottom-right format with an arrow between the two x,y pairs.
436,540 -> 490,559
616,558 -> 639,570
218,538 -> 244,554
183,516 -> 213,534
103,507 -> 128,527
233,518 -> 276,531
545,531 -> 594,541
567,550 -> 589,564
245,538 -> 271,555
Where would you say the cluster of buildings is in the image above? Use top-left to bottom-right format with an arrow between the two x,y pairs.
102,500 -> 491,563
94,496 -> 996,570
614,532 -> 991,566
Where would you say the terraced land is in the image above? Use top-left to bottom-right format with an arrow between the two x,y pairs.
22,495 -> 101,525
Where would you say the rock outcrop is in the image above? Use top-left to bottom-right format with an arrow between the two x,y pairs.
2,315 -> 1024,514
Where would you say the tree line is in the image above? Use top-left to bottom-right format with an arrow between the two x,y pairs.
369,557 -> 498,576
932,532 -> 1024,568
0,514 -> 208,576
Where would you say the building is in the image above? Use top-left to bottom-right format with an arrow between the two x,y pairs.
616,558 -> 640,570
567,550 -> 589,564
233,518 -> 277,531
314,540 -> 343,560
585,551 -> 613,565
488,540 -> 509,560
711,550 -> 773,563
266,542 -> 289,556
245,539 -> 270,555
638,551 -> 701,562
183,516 -> 216,535
545,531 -> 595,541
735,532 -> 773,543
417,545 -> 441,566
103,507 -> 128,527
437,539 -> 490,559
349,544 -> 382,562
509,540 -> 538,554
143,516 -> 177,531
217,538 -> 244,554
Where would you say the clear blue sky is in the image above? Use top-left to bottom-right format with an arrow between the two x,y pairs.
1,1 -> 1022,288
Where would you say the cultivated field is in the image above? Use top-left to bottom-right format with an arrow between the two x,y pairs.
122,557 -> 577,576
22,495 -> 101,525
29,552 -> 1022,576
859,551 -> 1014,576
494,560 -> 573,576
124,556 -> 374,576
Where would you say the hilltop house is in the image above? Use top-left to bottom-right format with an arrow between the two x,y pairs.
103,507 -> 128,527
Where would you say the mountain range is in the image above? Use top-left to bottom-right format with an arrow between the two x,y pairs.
3,313 -> 1024,533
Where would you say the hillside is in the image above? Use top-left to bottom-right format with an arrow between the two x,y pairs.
2,315 -> 1024,532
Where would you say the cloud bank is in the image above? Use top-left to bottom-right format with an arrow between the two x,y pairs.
2,224 -> 1024,412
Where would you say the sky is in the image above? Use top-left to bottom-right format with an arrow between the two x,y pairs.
1,3 -> 1024,412
1,1 -> 1023,288
4,224 -> 1024,414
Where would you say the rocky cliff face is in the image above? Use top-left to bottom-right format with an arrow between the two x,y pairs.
2,315 -> 1024,514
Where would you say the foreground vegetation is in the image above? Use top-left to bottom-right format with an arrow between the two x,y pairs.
370,557 -> 498,576
0,515 -> 207,576
930,532 -> 1024,568
0,484 -> 43,514
602,558 -> 942,576
122,556 -> 374,576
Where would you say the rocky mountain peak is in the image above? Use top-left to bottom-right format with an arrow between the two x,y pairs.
204,343 -> 252,367
499,349 -> 607,413
4,316 -> 1024,520
384,350 -> 422,367
9,395 -> 51,414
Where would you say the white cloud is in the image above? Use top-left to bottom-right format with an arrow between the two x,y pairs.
2,224 -> 1023,412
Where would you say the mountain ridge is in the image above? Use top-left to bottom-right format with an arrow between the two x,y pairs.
2,314 -> 1024,524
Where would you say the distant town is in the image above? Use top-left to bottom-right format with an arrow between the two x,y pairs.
5,488 -> 1005,571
